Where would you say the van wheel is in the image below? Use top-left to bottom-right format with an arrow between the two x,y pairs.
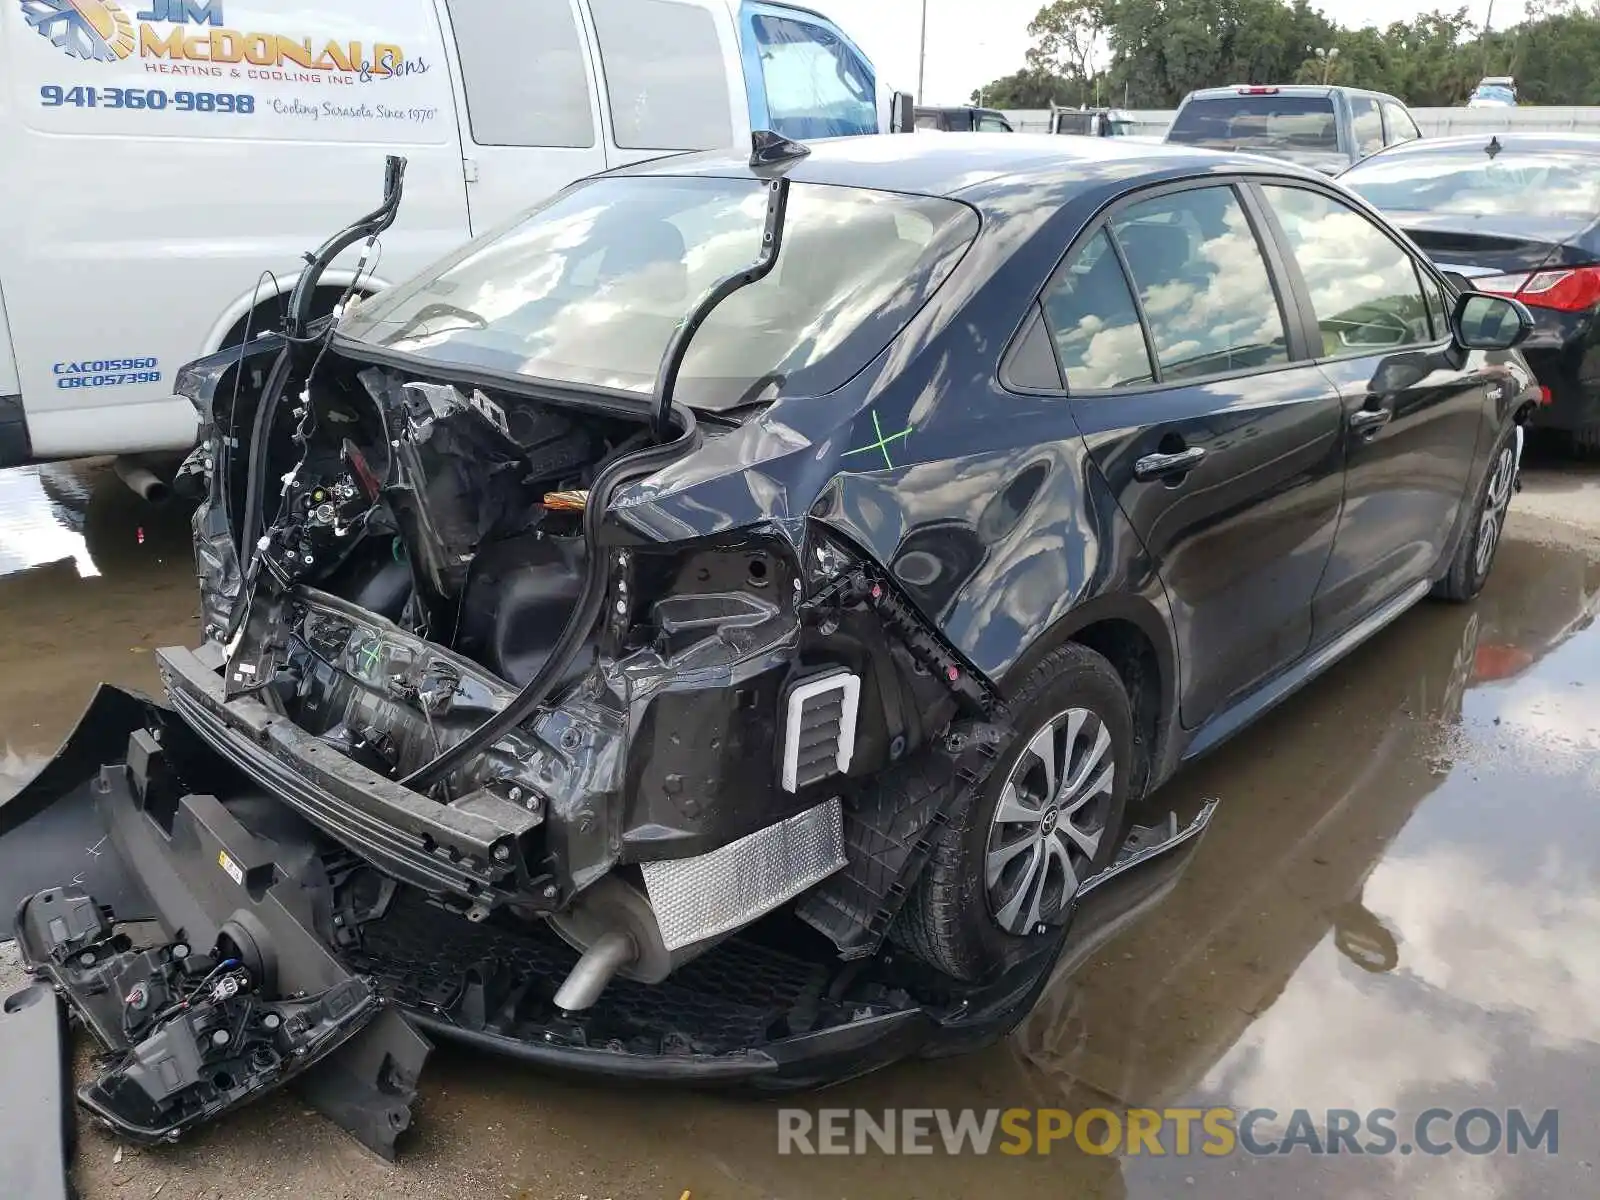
896,644 -> 1132,982
1432,429 -> 1518,603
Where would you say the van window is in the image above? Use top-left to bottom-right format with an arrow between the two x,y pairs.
590,0 -> 734,150
445,0 -> 595,148
751,14 -> 878,139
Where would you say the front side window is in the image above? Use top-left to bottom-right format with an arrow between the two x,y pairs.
1110,187 -> 1289,381
1054,113 -> 1093,135
444,0 -> 594,148
977,115 -> 1012,132
750,14 -> 877,139
589,0 -> 733,150
1350,95 -> 1384,158
340,177 -> 977,410
1261,185 -> 1436,356
1040,228 -> 1153,391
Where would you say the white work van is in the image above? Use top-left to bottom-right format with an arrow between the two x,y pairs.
0,0 -> 899,468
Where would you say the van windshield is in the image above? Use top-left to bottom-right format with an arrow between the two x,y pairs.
340,176 -> 978,410
1168,95 -> 1339,152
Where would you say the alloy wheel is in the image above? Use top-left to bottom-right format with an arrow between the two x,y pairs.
1475,444 -> 1517,579
985,707 -> 1116,935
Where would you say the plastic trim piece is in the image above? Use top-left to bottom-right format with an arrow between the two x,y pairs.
0,983 -> 71,1200
780,671 -> 860,793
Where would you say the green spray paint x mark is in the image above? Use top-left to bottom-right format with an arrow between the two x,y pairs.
843,410 -> 913,470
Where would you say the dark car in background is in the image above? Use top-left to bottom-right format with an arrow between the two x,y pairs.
915,104 -> 1014,131
1166,84 -> 1422,173
0,135 -> 1541,1150
1342,133 -> 1600,452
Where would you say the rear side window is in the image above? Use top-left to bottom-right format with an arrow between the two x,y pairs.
1350,95 -> 1384,157
1382,102 -> 1420,144
445,0 -> 594,148
1261,185 -> 1436,356
1040,229 -> 1153,390
590,0 -> 734,150
1169,95 -> 1338,152
1110,187 -> 1289,381
750,14 -> 877,139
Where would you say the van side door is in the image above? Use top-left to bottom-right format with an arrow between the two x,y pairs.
583,0 -> 745,169
436,0 -> 611,234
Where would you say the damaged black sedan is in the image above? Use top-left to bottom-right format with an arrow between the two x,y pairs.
1,132 -> 1540,1153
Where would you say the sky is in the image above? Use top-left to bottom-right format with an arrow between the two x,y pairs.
808,0 -> 1530,105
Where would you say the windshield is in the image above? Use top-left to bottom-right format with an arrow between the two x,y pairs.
1168,95 -> 1338,152
1472,85 -> 1516,104
341,177 -> 977,409
1345,149 -> 1600,219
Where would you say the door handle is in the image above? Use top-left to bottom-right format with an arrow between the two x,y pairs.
1134,446 -> 1207,482
1349,407 -> 1392,436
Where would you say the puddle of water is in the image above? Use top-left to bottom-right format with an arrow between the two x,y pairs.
0,463 -> 197,772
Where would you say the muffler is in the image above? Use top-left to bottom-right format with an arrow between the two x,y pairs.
112,456 -> 172,505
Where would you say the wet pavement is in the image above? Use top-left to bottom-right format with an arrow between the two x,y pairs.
2,457 -> 1598,1199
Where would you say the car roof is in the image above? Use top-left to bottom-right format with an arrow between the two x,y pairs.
607,133 -> 1325,208
1353,131 -> 1600,164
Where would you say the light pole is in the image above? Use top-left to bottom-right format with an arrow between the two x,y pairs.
1482,0 -> 1496,75
917,0 -> 928,103
1315,46 -> 1340,84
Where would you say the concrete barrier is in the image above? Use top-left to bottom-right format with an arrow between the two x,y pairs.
1001,106 -> 1600,140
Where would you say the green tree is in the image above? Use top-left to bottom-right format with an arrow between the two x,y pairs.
969,67 -> 1081,108
1007,0 -> 1600,109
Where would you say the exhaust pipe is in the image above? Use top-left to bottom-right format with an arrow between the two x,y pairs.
112,457 -> 171,505
553,930 -> 637,1012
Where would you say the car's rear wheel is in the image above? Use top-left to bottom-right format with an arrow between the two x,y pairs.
1432,428 -> 1518,603
896,643 -> 1132,982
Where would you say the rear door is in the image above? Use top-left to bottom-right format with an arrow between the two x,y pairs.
439,0 -> 610,234
1044,181 -> 1346,726
1255,183 -> 1488,639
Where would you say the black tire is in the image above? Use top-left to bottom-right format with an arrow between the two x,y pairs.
896,643 -> 1133,982
1432,428 -> 1518,603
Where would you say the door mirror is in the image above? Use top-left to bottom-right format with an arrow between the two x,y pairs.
891,92 -> 916,133
1452,292 -> 1534,351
